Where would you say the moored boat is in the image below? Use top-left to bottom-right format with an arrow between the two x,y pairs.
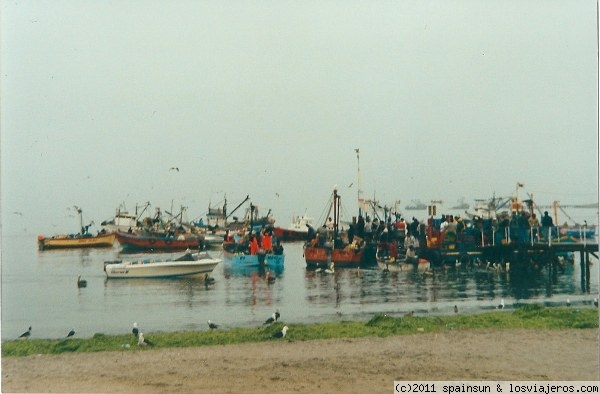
303,187 -> 375,268
273,213 -> 314,241
38,232 -> 116,251
38,206 -> 116,250
223,250 -> 285,268
104,251 -> 221,279
115,231 -> 203,252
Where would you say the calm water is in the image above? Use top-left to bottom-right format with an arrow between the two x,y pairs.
1,233 -> 598,340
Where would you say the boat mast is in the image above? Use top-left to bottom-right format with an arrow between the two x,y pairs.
355,148 -> 361,216
333,187 -> 340,239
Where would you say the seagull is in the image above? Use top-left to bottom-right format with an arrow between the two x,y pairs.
138,332 -> 153,346
77,275 -> 87,288
66,330 -> 75,338
275,310 -> 281,321
208,320 -> 219,330
594,298 -> 598,307
18,326 -> 31,339
454,305 -> 459,313
272,326 -> 288,339
324,262 -> 335,274
169,167 -> 179,172
497,299 -> 505,309
132,322 -> 139,337
566,298 -> 571,307
263,313 -> 276,325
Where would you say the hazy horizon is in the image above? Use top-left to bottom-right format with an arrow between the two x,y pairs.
1,1 -> 598,237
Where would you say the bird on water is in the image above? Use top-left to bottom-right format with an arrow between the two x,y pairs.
77,275 -> 87,288
264,313 -> 277,325
18,326 -> 31,339
208,320 -> 219,330
66,330 -> 75,338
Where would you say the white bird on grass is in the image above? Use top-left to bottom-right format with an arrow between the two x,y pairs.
272,326 -> 289,339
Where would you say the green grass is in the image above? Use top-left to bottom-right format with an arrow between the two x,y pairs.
2,306 -> 597,357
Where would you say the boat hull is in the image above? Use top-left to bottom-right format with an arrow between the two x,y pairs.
104,253 -> 220,279
303,246 -> 364,268
273,227 -> 307,242
115,232 -> 202,252
38,233 -> 116,250
223,251 -> 285,267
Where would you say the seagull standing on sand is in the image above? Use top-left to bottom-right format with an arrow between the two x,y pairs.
272,326 -> 288,339
208,320 -> 219,329
132,322 -> 139,337
18,326 -> 31,339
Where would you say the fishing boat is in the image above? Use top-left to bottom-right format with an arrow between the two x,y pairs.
38,232 -> 116,251
115,231 -> 203,252
451,198 -> 470,210
100,202 -> 151,233
303,187 -> 374,268
104,251 -> 221,279
405,200 -> 427,210
38,206 -> 116,250
222,236 -> 285,268
223,250 -> 285,268
273,213 -> 314,241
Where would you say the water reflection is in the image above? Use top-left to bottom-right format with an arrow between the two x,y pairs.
303,255 -> 596,315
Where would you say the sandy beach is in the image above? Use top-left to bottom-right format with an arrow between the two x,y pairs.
2,328 -> 599,393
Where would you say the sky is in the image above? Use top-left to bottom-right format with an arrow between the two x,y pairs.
1,0 -> 598,236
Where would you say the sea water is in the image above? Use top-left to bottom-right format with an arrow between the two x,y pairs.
1,231 -> 598,340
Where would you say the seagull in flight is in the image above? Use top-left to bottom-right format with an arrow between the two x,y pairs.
169,167 -> 179,172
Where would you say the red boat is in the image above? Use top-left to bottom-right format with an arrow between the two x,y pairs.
303,244 -> 365,268
115,232 -> 202,252
303,188 -> 375,268
273,214 -> 314,241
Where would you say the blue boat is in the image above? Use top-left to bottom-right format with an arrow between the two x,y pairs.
222,250 -> 285,268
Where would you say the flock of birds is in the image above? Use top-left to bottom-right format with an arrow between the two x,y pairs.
16,296 -> 600,342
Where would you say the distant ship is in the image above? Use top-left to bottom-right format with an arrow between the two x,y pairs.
405,200 -> 427,210
451,198 -> 470,210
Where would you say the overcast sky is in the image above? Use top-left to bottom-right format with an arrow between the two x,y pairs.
1,1 -> 597,236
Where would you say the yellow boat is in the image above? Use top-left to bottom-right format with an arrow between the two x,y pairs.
38,232 -> 116,250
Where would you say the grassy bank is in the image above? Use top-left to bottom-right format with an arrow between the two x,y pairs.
2,305 -> 598,357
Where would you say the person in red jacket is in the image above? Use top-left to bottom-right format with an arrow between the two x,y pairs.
249,236 -> 259,255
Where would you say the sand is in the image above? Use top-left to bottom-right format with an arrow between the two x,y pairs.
2,329 -> 599,393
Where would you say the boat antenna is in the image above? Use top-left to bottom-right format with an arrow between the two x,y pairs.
355,148 -> 361,216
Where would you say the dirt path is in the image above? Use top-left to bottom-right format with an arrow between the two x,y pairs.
3,329 -> 599,393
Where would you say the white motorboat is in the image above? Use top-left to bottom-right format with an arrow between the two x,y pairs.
104,251 -> 221,279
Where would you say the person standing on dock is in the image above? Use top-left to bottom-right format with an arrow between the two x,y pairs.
541,211 -> 554,241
